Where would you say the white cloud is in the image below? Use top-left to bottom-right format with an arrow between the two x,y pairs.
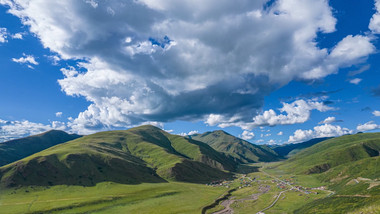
12,53 -> 39,68
373,110 -> 380,117
0,119 -> 66,142
277,131 -> 283,136
11,32 -> 23,39
46,55 -> 61,65
85,0 -> 98,8
357,121 -> 380,132
1,0 -> 376,133
0,27 -> 7,43
256,139 -> 264,144
348,64 -> 370,76
288,124 -> 353,143
240,130 -> 255,140
319,116 -> 336,124
349,78 -> 362,85
179,130 -> 199,136
55,112 -> 63,117
206,99 -> 335,129
370,0 -> 380,34
267,139 -> 276,145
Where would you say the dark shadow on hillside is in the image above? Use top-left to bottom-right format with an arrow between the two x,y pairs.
169,159 -> 234,184
235,164 -> 260,174
0,154 -> 167,188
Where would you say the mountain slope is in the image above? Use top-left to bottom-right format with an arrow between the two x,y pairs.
0,130 -> 81,167
190,130 -> 280,163
271,137 -> 331,158
0,125 -> 235,187
269,133 -> 380,213
277,133 -> 380,175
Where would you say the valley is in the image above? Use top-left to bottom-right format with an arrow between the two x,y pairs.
0,126 -> 379,213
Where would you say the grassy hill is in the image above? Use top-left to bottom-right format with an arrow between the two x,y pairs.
190,130 -> 280,163
0,130 -> 81,167
0,125 -> 236,188
269,132 -> 380,213
271,137 -> 331,158
276,133 -> 380,175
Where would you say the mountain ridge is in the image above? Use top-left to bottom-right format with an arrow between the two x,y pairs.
0,125 -> 236,188
190,130 -> 280,163
0,130 -> 82,167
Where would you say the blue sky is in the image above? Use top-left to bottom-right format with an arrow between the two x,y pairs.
0,0 -> 380,144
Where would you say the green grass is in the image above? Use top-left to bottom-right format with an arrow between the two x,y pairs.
294,195 -> 380,214
261,133 -> 380,213
276,133 -> 380,174
0,130 -> 81,167
0,182 -> 226,214
190,130 -> 280,163
0,125 -> 234,187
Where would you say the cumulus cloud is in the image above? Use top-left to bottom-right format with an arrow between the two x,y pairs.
256,139 -> 264,144
288,124 -> 353,143
373,110 -> 380,116
0,27 -> 24,42
251,99 -> 334,127
277,131 -> 283,136
11,32 -> 23,39
179,130 -> 199,136
0,27 -> 7,43
55,112 -> 63,117
240,130 -> 255,140
45,55 -> 61,65
212,99 -> 335,130
12,53 -> 39,69
318,116 -> 340,124
369,0 -> 380,34
206,99 -> 335,129
1,0 -> 376,133
349,78 -> 362,85
0,119 -> 66,142
357,121 -> 380,132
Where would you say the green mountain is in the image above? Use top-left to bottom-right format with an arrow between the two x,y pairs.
0,130 -> 81,167
272,133 -> 380,213
271,137 -> 331,158
277,133 -> 380,175
0,125 -> 236,188
190,130 -> 280,163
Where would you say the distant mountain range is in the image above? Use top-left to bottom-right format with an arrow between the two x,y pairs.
0,130 -> 81,167
190,130 -> 280,163
270,137 -> 332,158
0,126 -> 378,213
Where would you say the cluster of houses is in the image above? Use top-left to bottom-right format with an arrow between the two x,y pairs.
205,179 -> 233,188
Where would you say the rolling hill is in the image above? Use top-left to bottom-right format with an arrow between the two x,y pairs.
277,133 -> 380,175
271,137 -> 331,158
190,130 -> 280,163
0,125 -> 237,188
0,130 -> 81,167
270,132 -> 380,213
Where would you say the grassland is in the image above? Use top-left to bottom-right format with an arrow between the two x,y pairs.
263,133 -> 380,213
0,182 -> 226,214
0,130 -> 379,213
